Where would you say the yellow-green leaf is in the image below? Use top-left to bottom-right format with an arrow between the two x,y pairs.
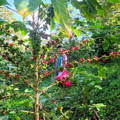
14,0 -> 42,19
51,0 -> 72,37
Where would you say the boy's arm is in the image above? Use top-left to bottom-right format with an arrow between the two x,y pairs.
63,54 -> 67,68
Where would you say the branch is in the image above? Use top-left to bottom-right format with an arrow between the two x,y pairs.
0,109 -> 34,114
93,110 -> 100,120
0,53 -> 18,65
18,110 -> 34,114
0,94 -> 15,100
0,93 -> 33,100
40,81 -> 59,95
23,79 -> 34,89
20,93 -> 33,100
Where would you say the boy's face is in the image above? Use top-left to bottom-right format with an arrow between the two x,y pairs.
57,48 -> 62,53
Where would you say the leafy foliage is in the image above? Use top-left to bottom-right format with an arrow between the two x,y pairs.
71,0 -> 104,19
0,0 -> 8,6
0,0 -> 120,120
51,0 -> 72,36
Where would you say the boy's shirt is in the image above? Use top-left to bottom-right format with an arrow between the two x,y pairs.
56,54 -> 67,75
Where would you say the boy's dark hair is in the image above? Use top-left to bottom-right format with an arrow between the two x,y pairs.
57,45 -> 62,48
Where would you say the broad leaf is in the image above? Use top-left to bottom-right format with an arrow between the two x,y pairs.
50,18 -> 55,30
10,21 -> 28,35
14,0 -> 42,19
51,0 -> 72,37
73,29 -> 81,37
0,0 -> 8,6
71,0 -> 104,19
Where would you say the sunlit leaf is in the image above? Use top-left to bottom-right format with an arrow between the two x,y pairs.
107,0 -> 120,3
95,85 -> 102,90
51,0 -> 72,37
73,29 -> 81,37
10,21 -> 28,35
14,0 -> 42,19
9,111 -> 16,114
93,103 -> 106,111
98,66 -> 107,78
71,0 -> 104,19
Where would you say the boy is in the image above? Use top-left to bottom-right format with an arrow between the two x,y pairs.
55,45 -> 67,76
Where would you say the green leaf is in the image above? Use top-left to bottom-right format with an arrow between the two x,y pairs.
107,0 -> 120,3
89,81 -> 96,86
73,29 -> 81,37
50,18 -> 55,30
24,89 -> 31,93
14,0 -> 42,19
10,21 -> 27,35
0,116 -> 9,120
0,0 -> 8,6
95,85 -> 102,90
51,0 -> 72,36
14,88 -> 19,91
103,39 -> 110,51
9,111 -> 16,114
0,18 -> 7,25
15,116 -> 21,120
71,0 -> 104,19
98,66 -> 107,78
90,22 -> 103,29
93,103 -> 106,111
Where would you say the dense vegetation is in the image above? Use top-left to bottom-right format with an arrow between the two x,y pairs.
0,0 -> 120,120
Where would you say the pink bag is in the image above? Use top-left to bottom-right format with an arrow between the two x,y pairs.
55,70 -> 72,87
55,70 -> 69,81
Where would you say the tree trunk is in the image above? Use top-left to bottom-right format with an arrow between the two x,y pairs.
34,90 -> 40,120
34,60 -> 41,120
